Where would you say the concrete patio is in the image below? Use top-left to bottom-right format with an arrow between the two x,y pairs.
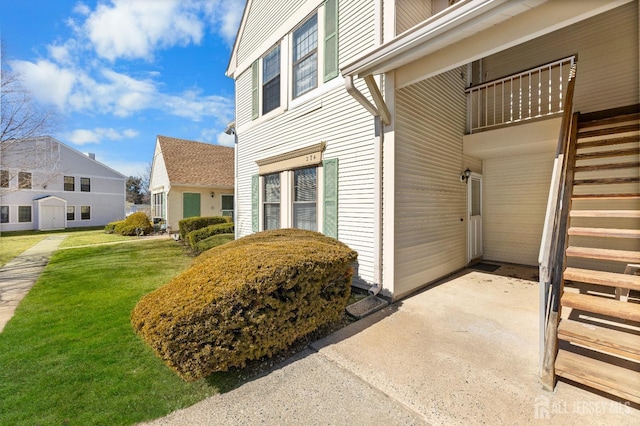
145,263 -> 639,425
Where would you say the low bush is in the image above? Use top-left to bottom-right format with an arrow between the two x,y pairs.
131,229 -> 357,381
193,233 -> 235,254
178,216 -> 230,240
187,222 -> 235,249
104,220 -> 124,234
114,212 -> 153,236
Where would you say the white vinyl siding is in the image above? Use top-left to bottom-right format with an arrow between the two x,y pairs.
481,2 -> 638,114
237,0 -> 308,65
396,0 -> 432,35
338,0 -> 376,66
394,68 -> 467,298
482,152 -> 554,266
236,69 -> 253,128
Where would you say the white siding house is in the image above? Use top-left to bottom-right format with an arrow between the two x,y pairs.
228,0 -> 638,300
0,136 -> 126,232
149,136 -> 235,233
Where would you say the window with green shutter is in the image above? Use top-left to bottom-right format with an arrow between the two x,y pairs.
324,0 -> 338,82
323,158 -> 338,238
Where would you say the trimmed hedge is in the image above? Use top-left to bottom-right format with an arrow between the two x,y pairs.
193,233 -> 235,254
178,216 -> 230,240
131,229 -> 357,381
114,212 -> 153,236
187,222 -> 235,249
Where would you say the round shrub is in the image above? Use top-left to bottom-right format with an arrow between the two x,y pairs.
115,212 -> 153,236
131,229 -> 357,381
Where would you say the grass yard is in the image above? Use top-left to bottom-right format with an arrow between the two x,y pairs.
0,234 -> 49,267
0,239 -> 240,425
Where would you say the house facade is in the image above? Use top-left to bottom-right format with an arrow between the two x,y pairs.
228,0 -> 638,297
149,136 -> 235,233
0,136 -> 126,232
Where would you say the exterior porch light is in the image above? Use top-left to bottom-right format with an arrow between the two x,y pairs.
460,168 -> 471,183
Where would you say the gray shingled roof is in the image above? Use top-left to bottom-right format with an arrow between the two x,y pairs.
157,135 -> 234,187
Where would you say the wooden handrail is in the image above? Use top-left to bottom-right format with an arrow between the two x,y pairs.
540,62 -> 577,389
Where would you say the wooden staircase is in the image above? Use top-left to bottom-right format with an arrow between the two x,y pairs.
554,107 -> 640,403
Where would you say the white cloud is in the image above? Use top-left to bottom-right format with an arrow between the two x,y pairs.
66,127 -> 139,145
9,60 -> 76,109
83,0 -> 204,61
202,0 -> 245,43
73,2 -> 91,16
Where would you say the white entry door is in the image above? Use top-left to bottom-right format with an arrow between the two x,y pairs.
467,173 -> 482,263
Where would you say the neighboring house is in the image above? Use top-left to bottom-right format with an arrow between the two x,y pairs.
228,0 -> 638,401
0,136 -> 126,232
149,135 -> 234,233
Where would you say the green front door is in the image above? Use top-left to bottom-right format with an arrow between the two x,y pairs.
183,193 -> 201,218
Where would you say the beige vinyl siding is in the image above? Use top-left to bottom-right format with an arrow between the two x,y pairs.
481,2 -> 639,114
339,0 -> 377,65
394,68 -> 467,297
395,0 -> 432,35
236,69 -> 253,128
236,82 -> 377,287
237,0 -> 307,64
483,151 -> 555,266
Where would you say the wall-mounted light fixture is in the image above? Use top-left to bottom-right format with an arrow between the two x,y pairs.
210,192 -> 215,198
460,168 -> 471,183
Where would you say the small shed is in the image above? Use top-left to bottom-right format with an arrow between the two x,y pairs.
34,196 -> 67,231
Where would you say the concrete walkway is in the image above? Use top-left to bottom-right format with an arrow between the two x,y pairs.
143,265 -> 640,426
0,234 -> 67,332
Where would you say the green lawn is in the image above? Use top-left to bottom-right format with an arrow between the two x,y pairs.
0,239 -> 240,425
0,234 -> 48,267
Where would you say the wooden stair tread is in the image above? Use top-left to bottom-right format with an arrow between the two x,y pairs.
555,349 -> 640,404
576,135 -> 639,149
561,291 -> 640,323
575,147 -> 640,160
574,161 -> 640,172
578,112 -> 640,128
578,124 -> 640,138
558,319 -> 640,362
572,193 -> 640,200
566,246 -> 640,263
568,227 -> 640,239
570,210 -> 640,218
563,267 -> 640,291
573,177 -> 640,185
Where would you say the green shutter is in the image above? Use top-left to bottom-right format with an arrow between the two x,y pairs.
251,61 -> 259,119
323,0 -> 338,82
251,174 -> 259,232
323,158 -> 338,238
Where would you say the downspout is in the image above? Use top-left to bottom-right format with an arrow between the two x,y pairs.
370,115 -> 384,296
343,75 -> 387,296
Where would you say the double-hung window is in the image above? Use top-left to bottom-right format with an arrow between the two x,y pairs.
263,173 -> 280,230
0,170 -> 9,188
221,194 -> 234,219
64,176 -> 75,191
81,206 -> 91,220
262,46 -> 281,114
67,206 -> 75,221
293,167 -> 317,231
80,177 -> 90,192
18,172 -> 31,189
292,14 -> 318,98
18,206 -> 31,222
1,206 -> 8,223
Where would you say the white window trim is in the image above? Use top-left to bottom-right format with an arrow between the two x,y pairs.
288,7 -> 325,107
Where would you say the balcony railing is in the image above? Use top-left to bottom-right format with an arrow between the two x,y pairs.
466,56 -> 576,133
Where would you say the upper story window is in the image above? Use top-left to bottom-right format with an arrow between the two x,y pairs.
262,46 -> 281,114
64,176 -> 75,191
0,170 -> 8,188
81,177 -> 91,192
249,0 -> 338,121
18,172 -> 31,189
292,14 -> 318,98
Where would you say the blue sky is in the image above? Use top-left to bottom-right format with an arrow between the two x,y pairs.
2,0 -> 245,177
